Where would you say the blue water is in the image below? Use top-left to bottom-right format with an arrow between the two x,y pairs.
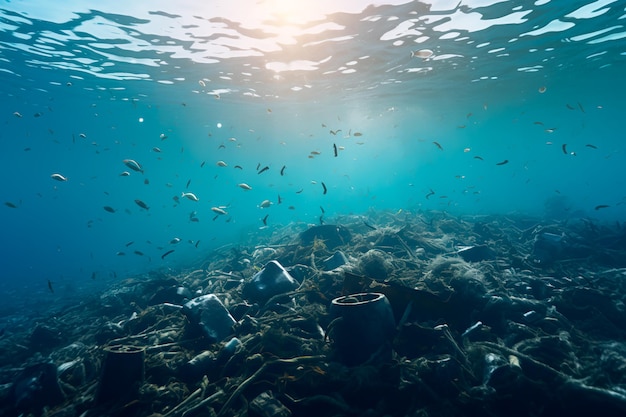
0,0 -> 624,309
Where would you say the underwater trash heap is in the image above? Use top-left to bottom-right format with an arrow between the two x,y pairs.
2,211 -> 626,417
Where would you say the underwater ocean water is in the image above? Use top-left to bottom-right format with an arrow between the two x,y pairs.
0,0 -> 624,312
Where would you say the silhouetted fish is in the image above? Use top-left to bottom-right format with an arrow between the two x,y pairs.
134,199 -> 149,210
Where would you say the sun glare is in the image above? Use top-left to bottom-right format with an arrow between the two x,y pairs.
263,0 -> 325,25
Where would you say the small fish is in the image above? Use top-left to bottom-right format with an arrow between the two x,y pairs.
144,178 -> 149,185
496,159 -> 509,165
545,128 -> 556,133
123,159 -> 144,173
425,189 -> 435,199
13,111 -> 22,118
211,207 -> 227,215
288,205 -> 295,210
256,163 -> 261,170
47,279 -> 54,293
585,144 -> 598,149
259,199 -> 272,208
330,129 -> 342,135
353,132 -> 363,137
186,179 -> 191,189
473,156 -> 484,160
200,161 -> 206,168
195,240 -> 200,248
578,102 -> 585,113
125,241 -> 134,247
262,214 -> 269,226
280,165 -> 286,176
116,251 -> 125,256
91,272 -> 96,280
4,201 -> 18,208
152,147 -> 161,153
120,171 -> 130,177
311,151 -> 321,155
258,166 -> 269,174
296,189 -> 303,194
134,199 -> 149,210
181,192 -> 199,202
320,205 -> 325,214
411,49 -> 433,59
79,133 -> 87,138
333,143 -> 338,157
234,165 -> 243,170
103,206 -> 116,213
134,250 -> 144,256
216,160 -> 227,167
51,173 -> 68,182
170,237 -> 181,244
238,183 -> 252,190
218,144 -> 226,149
595,204 -> 610,210
160,133 -> 168,140
562,144 -> 568,154
322,182 -> 327,195
433,141 -> 443,150
161,249 -> 175,259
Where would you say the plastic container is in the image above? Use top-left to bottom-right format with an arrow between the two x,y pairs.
242,260 -> 299,304
183,294 -> 236,343
323,250 -> 348,271
328,292 -> 396,366
96,345 -> 145,404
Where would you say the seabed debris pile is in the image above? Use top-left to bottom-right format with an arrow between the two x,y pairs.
2,210 -> 626,417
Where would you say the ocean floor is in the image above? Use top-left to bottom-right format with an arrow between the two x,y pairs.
2,210 -> 626,417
